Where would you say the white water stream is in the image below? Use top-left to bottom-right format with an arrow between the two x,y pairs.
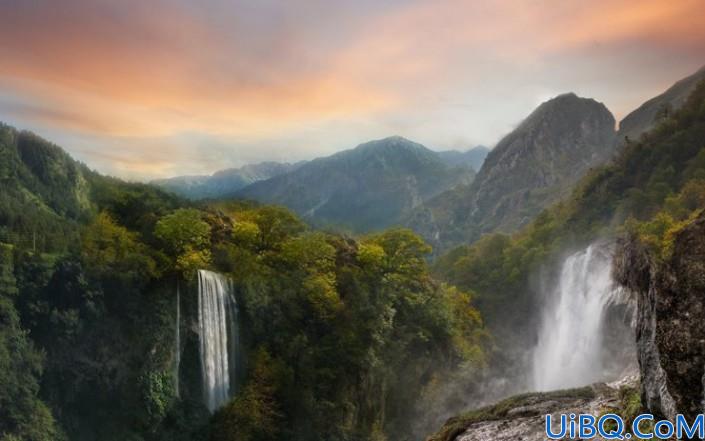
532,245 -> 620,391
198,269 -> 237,412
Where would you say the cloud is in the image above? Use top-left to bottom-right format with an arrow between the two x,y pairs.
0,0 -> 703,179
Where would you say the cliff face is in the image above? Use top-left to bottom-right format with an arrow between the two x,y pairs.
615,210 -> 705,420
467,93 -> 616,234
406,93 -> 617,252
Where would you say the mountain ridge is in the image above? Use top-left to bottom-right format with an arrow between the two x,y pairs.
618,64 -> 705,141
234,136 -> 476,232
405,92 -> 617,252
152,160 -> 301,200
437,145 -> 490,171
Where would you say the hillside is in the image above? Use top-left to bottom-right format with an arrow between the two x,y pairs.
0,124 -> 93,250
152,161 -> 300,199
235,136 -> 475,232
407,93 -> 617,252
437,145 -> 490,171
0,123 -> 486,441
430,76 -> 705,441
434,75 -> 705,340
618,65 -> 705,141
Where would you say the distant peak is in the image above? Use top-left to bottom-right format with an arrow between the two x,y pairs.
546,92 -> 600,105
377,135 -> 414,144
533,93 -> 609,116
354,135 -> 426,151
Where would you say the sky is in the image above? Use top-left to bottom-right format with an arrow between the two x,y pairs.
0,0 -> 704,180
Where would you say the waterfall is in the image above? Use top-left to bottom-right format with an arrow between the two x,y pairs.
532,245 -> 621,391
175,281 -> 181,398
198,269 -> 237,412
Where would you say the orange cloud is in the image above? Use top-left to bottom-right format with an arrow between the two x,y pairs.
0,0 -> 703,179
0,1 -> 396,139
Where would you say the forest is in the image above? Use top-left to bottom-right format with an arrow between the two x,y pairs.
5,0 -> 705,439
0,125 -> 487,441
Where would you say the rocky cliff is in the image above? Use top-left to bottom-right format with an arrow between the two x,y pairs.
407,93 -> 617,252
427,377 -> 639,441
614,209 -> 705,420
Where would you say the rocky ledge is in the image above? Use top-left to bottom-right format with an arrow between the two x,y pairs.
427,376 -> 638,441
614,209 -> 705,420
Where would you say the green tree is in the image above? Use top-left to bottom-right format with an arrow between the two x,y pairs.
0,244 -> 62,441
211,349 -> 285,441
82,212 -> 157,280
154,208 -> 212,276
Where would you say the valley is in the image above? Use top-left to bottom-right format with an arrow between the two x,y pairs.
0,45 -> 704,441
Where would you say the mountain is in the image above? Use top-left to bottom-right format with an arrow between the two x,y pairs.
152,161 -> 300,199
0,123 -> 184,252
0,124 -> 94,249
468,93 -> 616,229
437,145 -> 490,171
430,70 -> 705,441
618,65 -> 705,141
0,122 -> 483,441
234,136 -> 475,232
406,93 -> 617,251
0,124 -> 91,217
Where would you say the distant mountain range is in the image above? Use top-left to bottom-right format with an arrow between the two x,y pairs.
152,66 -> 705,251
2,57 -> 703,441
436,145 -> 489,170
404,67 -> 705,252
235,136 -> 476,232
152,144 -> 487,202
151,161 -> 303,200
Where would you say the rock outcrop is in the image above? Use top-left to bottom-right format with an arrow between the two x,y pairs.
407,93 -> 617,251
614,210 -> 705,420
427,377 -> 638,441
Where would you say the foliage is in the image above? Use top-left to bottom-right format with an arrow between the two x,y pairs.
212,212 -> 488,441
140,371 -> 177,429
599,385 -> 647,436
434,78 -> 705,341
82,212 -> 158,280
210,349 -> 285,441
625,178 -> 705,261
0,244 -> 63,441
0,135 -> 487,441
155,208 -> 212,276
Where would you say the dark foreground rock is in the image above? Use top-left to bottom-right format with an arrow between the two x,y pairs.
427,377 -> 637,441
614,210 -> 705,420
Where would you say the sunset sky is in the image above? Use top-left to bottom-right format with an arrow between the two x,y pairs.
1,0 -> 704,180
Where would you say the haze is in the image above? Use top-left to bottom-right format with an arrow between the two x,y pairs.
0,0 -> 704,179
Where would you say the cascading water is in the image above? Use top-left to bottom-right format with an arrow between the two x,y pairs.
532,245 -> 622,391
198,269 -> 238,412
